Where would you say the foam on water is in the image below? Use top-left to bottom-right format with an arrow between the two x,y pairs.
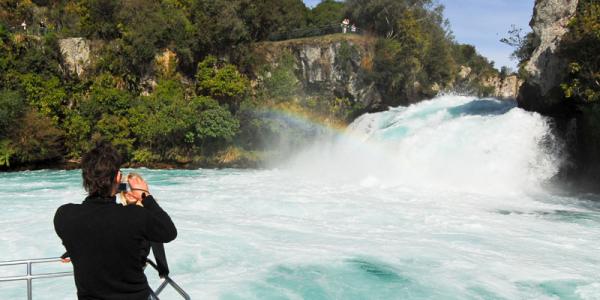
286,95 -> 560,194
1,96 -> 599,299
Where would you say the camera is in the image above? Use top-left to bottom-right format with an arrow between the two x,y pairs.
117,182 -> 129,193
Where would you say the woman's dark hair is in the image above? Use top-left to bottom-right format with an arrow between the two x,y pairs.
81,142 -> 122,197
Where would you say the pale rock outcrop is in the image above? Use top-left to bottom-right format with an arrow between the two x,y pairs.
483,75 -> 523,99
518,0 -> 579,111
255,36 -> 383,109
497,75 -> 523,99
155,49 -> 178,78
517,0 -> 600,191
59,38 -> 91,78
458,66 -> 472,79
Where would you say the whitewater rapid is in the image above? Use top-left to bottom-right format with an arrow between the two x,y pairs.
1,96 -> 599,299
287,95 -> 560,194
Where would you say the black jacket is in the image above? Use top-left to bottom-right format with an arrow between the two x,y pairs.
54,195 -> 177,300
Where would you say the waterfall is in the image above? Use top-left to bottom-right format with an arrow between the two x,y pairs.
286,95 -> 561,194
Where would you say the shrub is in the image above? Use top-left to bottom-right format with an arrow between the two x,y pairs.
560,0 -> 600,102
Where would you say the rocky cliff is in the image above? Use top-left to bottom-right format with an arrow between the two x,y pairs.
483,74 -> 523,99
252,35 -> 383,111
58,38 -> 92,78
518,0 -> 578,114
58,34 -> 520,109
252,35 -> 520,113
518,0 -> 600,191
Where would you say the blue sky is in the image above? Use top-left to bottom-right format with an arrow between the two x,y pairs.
303,0 -> 535,69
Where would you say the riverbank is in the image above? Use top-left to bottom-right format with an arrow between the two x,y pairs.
0,150 -> 266,172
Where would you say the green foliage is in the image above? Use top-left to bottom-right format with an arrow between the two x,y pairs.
132,148 -> 160,164
239,0 -> 309,41
79,0 -> 121,39
95,114 -> 134,157
0,89 -> 25,137
346,0 -> 437,39
500,25 -> 540,67
10,109 -> 64,163
63,111 -> 92,158
346,0 -> 496,101
336,41 -> 359,79
0,139 -> 14,167
196,55 -> 250,106
0,32 -> 62,81
422,31 -> 455,87
560,0 -> 600,102
310,0 -> 345,27
192,0 -> 251,53
0,0 -> 34,26
129,79 -> 194,156
194,96 -> 239,142
129,80 -> 237,158
19,74 -> 66,123
373,37 -> 421,102
81,74 -> 133,118
261,51 -> 300,101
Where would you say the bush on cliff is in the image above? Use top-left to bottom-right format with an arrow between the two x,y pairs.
559,0 -> 600,103
196,55 -> 250,109
347,0 -> 497,103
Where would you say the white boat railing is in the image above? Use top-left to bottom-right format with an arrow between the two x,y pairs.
146,259 -> 191,300
0,257 -> 71,300
0,257 -> 190,300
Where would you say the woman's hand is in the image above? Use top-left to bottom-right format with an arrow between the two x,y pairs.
124,192 -> 142,206
127,174 -> 150,202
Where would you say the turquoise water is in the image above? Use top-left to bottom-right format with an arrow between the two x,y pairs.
1,96 -> 599,299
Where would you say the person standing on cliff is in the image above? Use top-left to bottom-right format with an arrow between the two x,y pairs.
342,18 -> 350,33
54,142 -> 177,300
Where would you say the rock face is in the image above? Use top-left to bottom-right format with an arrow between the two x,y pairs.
254,35 -> 383,110
483,75 -> 523,99
58,38 -> 91,78
518,0 -> 578,113
497,75 -> 523,99
518,0 -> 600,191
254,36 -> 520,111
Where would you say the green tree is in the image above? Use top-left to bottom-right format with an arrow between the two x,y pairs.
196,55 -> 250,107
500,25 -> 540,66
192,0 -> 250,54
193,96 -> 239,145
261,51 -> 300,101
239,0 -> 309,41
560,0 -> 600,102
19,74 -> 67,123
0,89 -> 25,137
81,74 -> 133,118
129,79 -> 196,158
345,0 -> 436,39
63,111 -> 92,158
75,74 -> 135,157
10,109 -> 64,163
0,139 -> 14,167
310,0 -> 345,27
80,0 -> 121,39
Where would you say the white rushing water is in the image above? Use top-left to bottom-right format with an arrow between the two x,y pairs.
1,95 -> 599,299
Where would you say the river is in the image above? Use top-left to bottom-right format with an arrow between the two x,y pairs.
1,95 -> 599,299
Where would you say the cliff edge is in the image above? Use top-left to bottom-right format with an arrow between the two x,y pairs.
518,0 -> 578,115
518,0 -> 600,191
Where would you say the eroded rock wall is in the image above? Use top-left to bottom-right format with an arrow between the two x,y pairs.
518,0 -> 579,113
58,38 -> 91,78
254,35 -> 383,110
517,0 -> 600,191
